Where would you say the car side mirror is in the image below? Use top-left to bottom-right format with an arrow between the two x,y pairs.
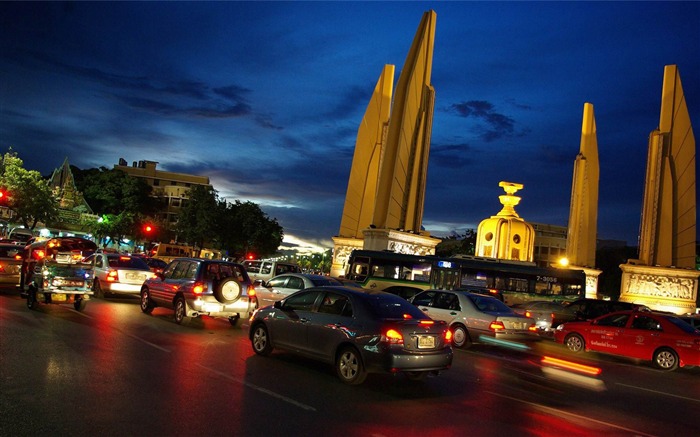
273,300 -> 283,309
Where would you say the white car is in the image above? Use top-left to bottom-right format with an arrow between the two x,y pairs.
88,253 -> 155,297
255,273 -> 342,308
410,289 -> 537,348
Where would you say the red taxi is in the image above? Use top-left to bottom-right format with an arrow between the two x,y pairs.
554,309 -> 700,371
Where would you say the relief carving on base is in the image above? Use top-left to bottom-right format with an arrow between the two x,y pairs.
624,273 -> 694,300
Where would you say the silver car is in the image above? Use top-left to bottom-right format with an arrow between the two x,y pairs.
255,273 -> 342,307
88,252 -> 155,297
249,286 -> 453,384
410,289 -> 537,348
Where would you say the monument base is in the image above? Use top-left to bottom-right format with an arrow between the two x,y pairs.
330,236 -> 364,278
566,265 -> 602,299
619,263 -> 699,315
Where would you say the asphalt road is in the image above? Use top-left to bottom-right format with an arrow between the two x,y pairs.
1,288 -> 698,436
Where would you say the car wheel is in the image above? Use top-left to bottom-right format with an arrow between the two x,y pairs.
174,296 -> 190,324
228,315 -> 240,326
26,288 -> 38,310
74,298 -> 87,311
451,324 -> 471,348
214,278 -> 242,304
653,347 -> 679,371
251,324 -> 273,356
140,289 -> 154,314
336,346 -> 367,385
405,371 -> 428,381
565,333 -> 585,353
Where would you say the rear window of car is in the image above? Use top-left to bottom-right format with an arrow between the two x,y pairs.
108,255 -> 149,269
311,277 -> 341,286
667,316 -> 699,333
364,293 -> 428,320
0,245 -> 22,258
467,294 -> 512,313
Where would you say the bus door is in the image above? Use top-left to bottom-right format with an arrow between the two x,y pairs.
430,260 -> 460,290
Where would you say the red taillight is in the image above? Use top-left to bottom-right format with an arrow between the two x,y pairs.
525,310 -> 532,318
106,270 -> 118,282
14,254 -> 22,260
419,320 -> 434,325
247,288 -> 256,297
119,256 -> 131,261
444,329 -> 452,343
489,321 -> 506,331
382,329 -> 404,345
528,324 -> 538,332
33,250 -> 46,260
193,283 -> 205,295
402,313 -> 413,319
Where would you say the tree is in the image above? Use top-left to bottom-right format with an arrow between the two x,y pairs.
175,185 -> 219,255
0,150 -> 59,230
75,167 -> 154,215
435,229 -> 477,257
219,200 -> 284,260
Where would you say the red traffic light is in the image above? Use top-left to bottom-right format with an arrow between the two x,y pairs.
143,224 -> 154,233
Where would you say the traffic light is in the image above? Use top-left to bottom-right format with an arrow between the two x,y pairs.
144,224 -> 153,233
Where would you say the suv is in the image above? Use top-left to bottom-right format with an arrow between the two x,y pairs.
243,259 -> 301,283
563,298 -> 649,321
21,237 -> 97,311
140,258 -> 257,326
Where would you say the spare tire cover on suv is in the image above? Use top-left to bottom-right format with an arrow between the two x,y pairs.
215,278 -> 242,304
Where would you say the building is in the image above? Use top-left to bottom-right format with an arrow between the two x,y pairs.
532,222 -> 568,268
114,159 -> 211,228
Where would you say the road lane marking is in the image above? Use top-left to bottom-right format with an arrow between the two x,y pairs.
485,391 -> 657,437
69,307 -> 171,352
198,364 -> 317,412
616,383 -> 700,403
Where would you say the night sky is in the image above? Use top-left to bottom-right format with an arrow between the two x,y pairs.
1,2 -> 699,253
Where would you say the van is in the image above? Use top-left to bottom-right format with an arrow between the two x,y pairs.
243,259 -> 301,283
150,243 -> 195,264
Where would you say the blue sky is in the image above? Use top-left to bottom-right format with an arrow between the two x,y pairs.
1,1 -> 699,253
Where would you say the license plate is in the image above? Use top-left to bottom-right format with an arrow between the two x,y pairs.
53,293 -> 67,302
417,335 -> 435,349
512,322 -> 523,330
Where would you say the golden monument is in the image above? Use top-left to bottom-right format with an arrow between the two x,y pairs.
564,103 -> 602,298
332,11 -> 440,277
475,182 -> 535,262
619,65 -> 698,314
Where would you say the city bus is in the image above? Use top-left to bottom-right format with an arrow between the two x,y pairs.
343,250 -> 585,306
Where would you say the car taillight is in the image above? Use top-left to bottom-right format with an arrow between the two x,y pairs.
106,270 -> 118,282
444,329 -> 452,343
14,254 -> 22,260
382,329 -> 404,345
33,250 -> 46,260
528,324 -> 538,332
489,321 -> 506,331
248,288 -> 256,297
402,313 -> 413,319
419,320 -> 434,325
193,283 -> 206,295
525,310 -> 532,318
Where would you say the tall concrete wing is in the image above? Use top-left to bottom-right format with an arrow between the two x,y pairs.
338,65 -> 394,239
372,10 -> 436,232
638,65 -> 696,268
566,103 -> 599,268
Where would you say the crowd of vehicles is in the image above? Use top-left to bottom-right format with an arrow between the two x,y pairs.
2,241 -> 699,380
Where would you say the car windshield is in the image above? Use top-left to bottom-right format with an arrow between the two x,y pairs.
364,293 -> 428,320
108,255 -> 149,269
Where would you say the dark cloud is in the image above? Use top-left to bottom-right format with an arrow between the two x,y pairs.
449,101 -> 516,142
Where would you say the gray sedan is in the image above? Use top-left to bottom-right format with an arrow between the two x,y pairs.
249,286 -> 453,384
410,289 -> 537,348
